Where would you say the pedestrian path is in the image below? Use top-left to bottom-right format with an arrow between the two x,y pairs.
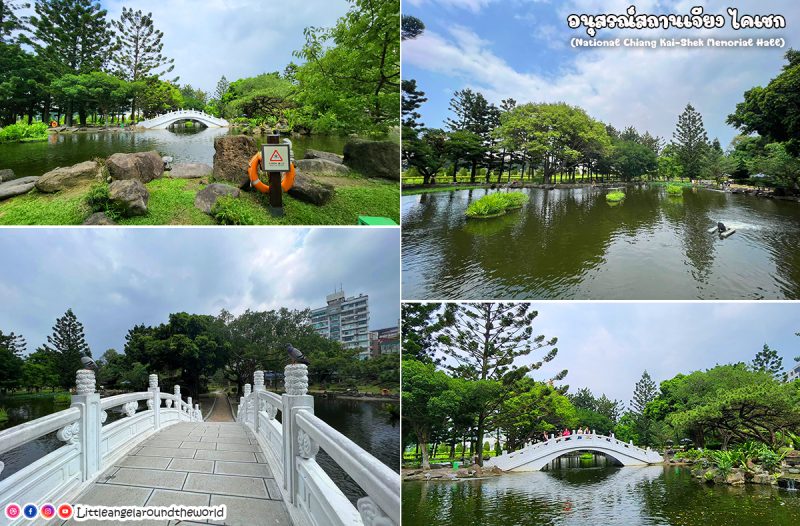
63,422 -> 291,525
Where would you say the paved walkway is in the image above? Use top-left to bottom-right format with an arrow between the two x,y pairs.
63,422 -> 291,526
205,391 -> 235,422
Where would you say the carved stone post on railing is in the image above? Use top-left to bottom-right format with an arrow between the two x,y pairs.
243,383 -> 252,424
148,374 -> 160,431
195,404 -> 201,421
187,396 -> 193,420
71,368 -> 101,482
172,385 -> 180,410
253,371 -> 265,433
283,364 -> 313,504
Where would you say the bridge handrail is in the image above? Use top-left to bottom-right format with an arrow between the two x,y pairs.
296,409 -> 400,522
99,392 -> 151,410
0,406 -> 80,458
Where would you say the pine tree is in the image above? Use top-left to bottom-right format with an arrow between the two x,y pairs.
111,7 -> 175,119
630,370 -> 658,446
214,75 -> 230,102
672,103 -> 709,181
0,0 -> 30,43
445,89 -> 498,182
41,309 -> 92,389
401,14 -> 424,40
24,0 -> 111,126
0,329 -> 26,392
751,343 -> 784,379
401,79 -> 426,130
439,302 -> 566,465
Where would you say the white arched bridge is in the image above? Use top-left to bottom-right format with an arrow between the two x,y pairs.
486,432 -> 664,472
136,109 -> 229,129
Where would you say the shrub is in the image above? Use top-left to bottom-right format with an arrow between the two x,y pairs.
666,184 -> 683,196
606,190 -> 625,202
53,393 -> 71,404
502,192 -> 529,209
0,407 -> 8,422
212,196 -> 257,225
465,193 -> 508,218
0,121 -> 49,143
85,183 -> 124,221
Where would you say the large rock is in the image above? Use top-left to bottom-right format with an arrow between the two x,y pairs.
213,135 -> 257,187
108,179 -> 149,216
195,183 -> 240,214
287,173 -> 335,206
294,158 -> 350,176
343,139 -> 400,180
36,161 -> 101,192
304,149 -> 344,164
83,212 -> 117,225
106,151 -> 163,183
169,163 -> 212,179
0,168 -> 14,183
0,176 -> 39,200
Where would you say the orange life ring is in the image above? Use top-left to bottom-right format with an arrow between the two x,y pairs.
248,152 -> 295,193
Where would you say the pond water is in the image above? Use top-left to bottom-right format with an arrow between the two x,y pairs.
402,186 -> 800,299
0,126 -> 351,180
0,393 -> 399,504
402,463 -> 800,525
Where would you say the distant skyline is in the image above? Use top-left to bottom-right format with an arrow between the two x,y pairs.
17,0 -> 351,93
403,0 -> 799,147
0,228 -> 400,356
429,302 -> 799,404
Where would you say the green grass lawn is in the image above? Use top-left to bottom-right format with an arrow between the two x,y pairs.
0,176 -> 399,226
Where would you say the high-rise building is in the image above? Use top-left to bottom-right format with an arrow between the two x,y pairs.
369,326 -> 400,358
311,290 -> 370,357
787,361 -> 800,383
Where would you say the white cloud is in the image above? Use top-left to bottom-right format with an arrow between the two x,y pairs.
103,0 -> 350,92
406,0 -> 495,12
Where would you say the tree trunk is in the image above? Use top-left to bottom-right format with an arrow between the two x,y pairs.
470,160 -> 477,184
476,413 -> 486,466
452,162 -> 458,183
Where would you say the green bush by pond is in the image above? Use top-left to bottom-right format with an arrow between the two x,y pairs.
0,122 -> 48,143
465,192 -> 529,218
606,190 -> 626,202
0,407 -> 8,422
666,184 -> 684,196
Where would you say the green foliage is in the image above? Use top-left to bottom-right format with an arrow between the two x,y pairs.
606,190 -> 625,202
0,329 -> 26,392
222,73 -> 294,123
666,184 -> 684,196
465,192 -> 528,218
293,0 -> 400,134
751,343 -> 784,379
212,196 -> 258,225
53,392 -> 71,404
0,407 -> 7,422
672,103 -> 709,181
612,139 -> 657,181
0,121 -> 48,143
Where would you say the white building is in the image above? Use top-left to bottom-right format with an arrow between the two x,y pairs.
311,290 -> 370,358
787,362 -> 800,382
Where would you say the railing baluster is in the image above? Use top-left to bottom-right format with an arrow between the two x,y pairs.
149,374 -> 160,431
283,364 -> 313,505
73,368 -> 102,482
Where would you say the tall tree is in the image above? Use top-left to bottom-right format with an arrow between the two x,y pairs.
0,0 -> 29,43
41,309 -> 92,389
445,89 -> 498,182
111,7 -> 175,119
401,79 -> 426,130
671,103 -> 709,181
728,49 -> 800,155
401,14 -> 424,40
630,370 -> 658,446
401,303 -> 444,364
438,303 -> 566,465
751,343 -> 784,379
214,75 -> 230,102
24,0 -> 112,125
0,328 -> 26,392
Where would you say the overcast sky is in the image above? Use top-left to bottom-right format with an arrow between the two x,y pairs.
0,228 -> 400,356
20,0 -> 351,93
428,302 -> 800,404
404,0 -> 799,147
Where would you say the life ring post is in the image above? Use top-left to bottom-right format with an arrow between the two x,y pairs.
266,134 -> 284,217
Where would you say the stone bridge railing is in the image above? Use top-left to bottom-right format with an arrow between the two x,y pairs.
0,370 -> 200,507
486,431 -> 664,472
237,364 -> 400,526
137,109 -> 229,129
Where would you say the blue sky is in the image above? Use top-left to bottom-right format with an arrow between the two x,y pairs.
20,0 -> 351,93
0,228 -> 400,356
403,0 -> 800,147
431,302 -> 800,404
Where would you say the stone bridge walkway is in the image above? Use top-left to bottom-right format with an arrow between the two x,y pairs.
63,422 -> 290,526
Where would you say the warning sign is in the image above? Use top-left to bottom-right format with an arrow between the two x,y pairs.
262,144 -> 291,172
